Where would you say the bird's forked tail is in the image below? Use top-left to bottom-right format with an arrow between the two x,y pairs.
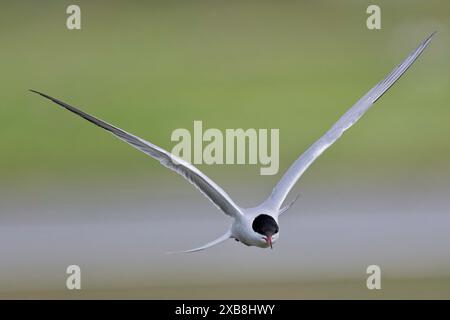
166,230 -> 232,254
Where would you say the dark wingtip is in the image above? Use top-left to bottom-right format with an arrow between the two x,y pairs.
429,31 -> 437,40
29,89 -> 43,96
29,90 -> 56,102
425,31 -> 437,44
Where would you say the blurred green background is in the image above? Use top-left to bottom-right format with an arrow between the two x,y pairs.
0,0 -> 449,299
2,0 -> 449,181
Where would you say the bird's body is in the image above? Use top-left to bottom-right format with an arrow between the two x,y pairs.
31,33 -> 435,253
232,211 -> 280,248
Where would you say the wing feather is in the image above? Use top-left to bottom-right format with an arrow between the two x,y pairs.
263,32 -> 435,211
31,90 -> 244,219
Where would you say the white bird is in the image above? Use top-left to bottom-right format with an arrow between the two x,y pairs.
31,33 -> 434,253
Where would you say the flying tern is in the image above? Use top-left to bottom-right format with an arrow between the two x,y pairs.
31,33 -> 434,253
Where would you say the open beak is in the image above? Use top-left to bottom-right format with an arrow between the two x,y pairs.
265,235 -> 273,249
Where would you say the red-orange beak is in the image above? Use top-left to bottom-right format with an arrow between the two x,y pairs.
265,235 -> 273,249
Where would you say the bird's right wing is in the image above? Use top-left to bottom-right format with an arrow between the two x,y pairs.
31,91 -> 244,219
261,32 -> 435,212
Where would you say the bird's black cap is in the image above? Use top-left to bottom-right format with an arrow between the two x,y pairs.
252,214 -> 279,236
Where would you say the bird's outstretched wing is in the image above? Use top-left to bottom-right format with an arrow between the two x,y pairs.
262,32 -> 435,212
31,90 -> 244,219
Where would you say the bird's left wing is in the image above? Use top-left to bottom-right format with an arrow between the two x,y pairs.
261,32 -> 435,212
31,90 -> 244,219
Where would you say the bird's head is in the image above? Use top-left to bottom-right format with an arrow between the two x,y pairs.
252,214 -> 279,249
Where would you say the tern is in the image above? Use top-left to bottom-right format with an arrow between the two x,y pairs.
31,33 -> 434,253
